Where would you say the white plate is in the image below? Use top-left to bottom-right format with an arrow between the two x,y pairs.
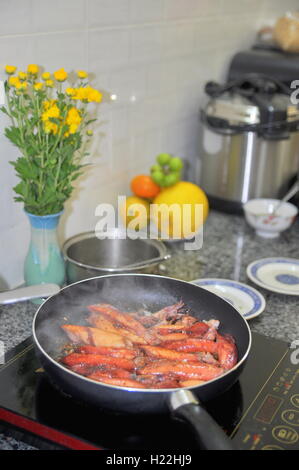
247,258 -> 299,295
191,278 -> 265,320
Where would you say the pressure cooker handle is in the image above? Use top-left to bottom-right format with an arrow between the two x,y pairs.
169,390 -> 235,450
205,77 -> 257,98
205,80 -> 238,98
205,74 -> 292,98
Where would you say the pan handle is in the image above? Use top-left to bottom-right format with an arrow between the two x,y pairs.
169,390 -> 235,450
0,283 -> 60,305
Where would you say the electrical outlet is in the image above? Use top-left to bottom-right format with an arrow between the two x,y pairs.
0,81 -> 5,105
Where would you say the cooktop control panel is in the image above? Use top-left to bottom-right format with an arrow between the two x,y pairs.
231,346 -> 299,449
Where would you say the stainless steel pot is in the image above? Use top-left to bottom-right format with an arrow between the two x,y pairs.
62,230 -> 171,283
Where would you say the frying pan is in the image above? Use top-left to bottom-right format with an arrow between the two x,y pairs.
32,274 -> 251,450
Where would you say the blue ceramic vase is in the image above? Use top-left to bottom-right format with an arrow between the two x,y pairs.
24,211 -> 65,295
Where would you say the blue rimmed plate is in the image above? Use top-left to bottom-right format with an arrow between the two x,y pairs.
247,258 -> 299,296
190,278 -> 266,320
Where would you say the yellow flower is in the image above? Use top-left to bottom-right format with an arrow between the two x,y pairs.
8,76 -> 20,87
54,68 -> 67,82
86,129 -> 93,136
77,70 -> 88,79
45,79 -> 54,88
71,87 -> 86,101
66,107 -> 81,134
72,86 -> 102,103
27,64 -> 39,75
41,72 -> 51,80
15,81 -> 28,91
65,87 -> 75,97
5,65 -> 17,75
41,101 -> 60,134
43,100 -> 56,111
42,105 -> 60,120
18,71 -> 27,81
87,87 -> 102,103
44,120 -> 59,135
34,82 -> 44,91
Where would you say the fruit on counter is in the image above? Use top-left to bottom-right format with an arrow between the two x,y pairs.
130,175 -> 160,199
151,154 -> 184,187
169,157 -> 184,171
157,153 -> 171,165
120,196 -> 150,229
152,182 -> 209,238
164,173 -> 179,187
150,168 -> 165,186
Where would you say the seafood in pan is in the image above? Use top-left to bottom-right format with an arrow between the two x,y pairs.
60,301 -> 238,389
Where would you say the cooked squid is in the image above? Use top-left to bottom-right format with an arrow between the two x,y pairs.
60,301 -> 238,389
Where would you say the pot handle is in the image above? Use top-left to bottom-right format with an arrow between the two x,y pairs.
126,253 -> 171,270
169,389 -> 235,450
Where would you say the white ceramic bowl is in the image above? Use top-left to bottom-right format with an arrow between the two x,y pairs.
243,198 -> 298,238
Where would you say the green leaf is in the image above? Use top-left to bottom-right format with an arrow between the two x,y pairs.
5,127 -> 22,147
0,106 -> 9,116
13,157 -> 38,179
85,119 -> 97,126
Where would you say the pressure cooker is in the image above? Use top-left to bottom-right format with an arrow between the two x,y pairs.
198,75 -> 299,213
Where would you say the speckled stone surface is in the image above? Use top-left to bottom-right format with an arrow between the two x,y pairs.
0,209 -> 299,450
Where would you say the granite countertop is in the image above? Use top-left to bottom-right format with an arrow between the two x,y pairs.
0,210 -> 299,449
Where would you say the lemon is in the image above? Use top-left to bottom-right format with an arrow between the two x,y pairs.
120,196 -> 150,230
152,181 -> 209,238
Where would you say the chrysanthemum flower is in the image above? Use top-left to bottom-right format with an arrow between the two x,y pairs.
27,64 -> 39,75
41,72 -> 51,80
54,68 -> 68,82
5,65 -> 17,74
77,70 -> 88,79
34,82 -> 44,91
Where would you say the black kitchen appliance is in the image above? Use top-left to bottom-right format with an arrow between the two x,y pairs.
228,47 -> 299,88
198,45 -> 299,213
0,332 -> 298,450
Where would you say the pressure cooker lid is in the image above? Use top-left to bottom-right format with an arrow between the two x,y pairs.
205,93 -> 261,125
202,74 -> 299,139
205,92 -> 299,124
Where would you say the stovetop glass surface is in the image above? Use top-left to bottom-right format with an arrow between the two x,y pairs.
0,332 -> 298,450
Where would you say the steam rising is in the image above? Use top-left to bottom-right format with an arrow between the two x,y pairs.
34,275 -> 248,359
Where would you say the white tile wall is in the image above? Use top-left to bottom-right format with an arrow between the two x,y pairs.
88,0 -> 129,28
32,0 -> 86,32
0,0 -> 298,288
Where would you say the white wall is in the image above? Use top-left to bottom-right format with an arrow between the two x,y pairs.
0,0 -> 298,289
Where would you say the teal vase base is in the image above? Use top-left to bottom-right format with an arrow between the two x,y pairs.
24,212 -> 66,290
30,297 -> 45,305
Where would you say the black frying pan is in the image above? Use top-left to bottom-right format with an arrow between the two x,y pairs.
32,274 -> 251,450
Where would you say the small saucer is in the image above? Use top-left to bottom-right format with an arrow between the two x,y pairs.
191,278 -> 265,320
247,258 -> 299,295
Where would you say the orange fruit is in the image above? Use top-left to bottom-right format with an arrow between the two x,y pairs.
131,175 -> 160,199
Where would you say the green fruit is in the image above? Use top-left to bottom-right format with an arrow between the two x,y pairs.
169,157 -> 183,171
150,164 -> 162,173
152,171 -> 165,185
164,172 -> 179,187
157,153 -> 171,166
